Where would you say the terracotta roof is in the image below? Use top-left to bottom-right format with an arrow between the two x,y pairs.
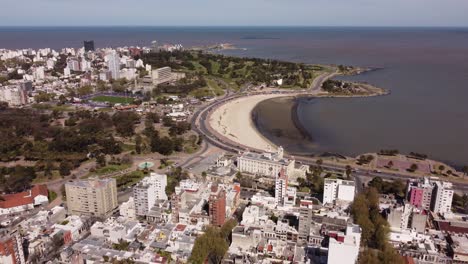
31,185 -> 48,197
175,224 -> 186,232
403,256 -> 415,264
437,221 -> 468,234
0,185 -> 48,209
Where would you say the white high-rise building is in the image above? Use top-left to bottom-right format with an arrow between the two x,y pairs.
327,224 -> 361,264
46,58 -> 56,69
133,173 -> 168,216
33,66 -> 45,81
67,59 -> 80,72
431,181 -> 454,215
106,51 -> 120,80
80,57 -> 91,71
275,168 -> 288,206
323,178 -> 355,205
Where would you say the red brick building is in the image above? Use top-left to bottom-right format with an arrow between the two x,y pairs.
0,230 -> 25,264
209,184 -> 226,226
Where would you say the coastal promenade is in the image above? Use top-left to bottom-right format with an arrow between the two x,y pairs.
191,74 -> 468,193
199,70 -> 338,153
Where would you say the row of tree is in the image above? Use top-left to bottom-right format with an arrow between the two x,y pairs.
350,188 -> 404,264
189,219 -> 238,264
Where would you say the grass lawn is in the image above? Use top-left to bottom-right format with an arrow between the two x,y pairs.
114,170 -> 146,189
93,164 -> 131,176
32,104 -> 73,112
48,190 -> 58,201
191,61 -> 207,74
121,143 -> 135,152
190,87 -> 214,98
210,60 -> 221,74
91,96 -> 135,104
206,78 -> 225,96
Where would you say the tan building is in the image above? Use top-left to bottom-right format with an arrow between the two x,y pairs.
151,66 -> 185,86
65,178 -> 118,218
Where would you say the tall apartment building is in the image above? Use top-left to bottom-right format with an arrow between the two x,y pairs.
323,178 -> 355,205
431,181 -> 454,214
0,86 -> 28,106
133,173 -> 168,217
0,230 -> 26,264
407,178 -> 453,214
209,184 -> 226,226
237,147 -> 295,178
275,168 -> 288,206
67,59 -> 81,72
407,177 -> 434,210
32,66 -> 45,81
106,51 -> 120,80
65,178 -> 118,218
83,40 -> 95,52
298,206 -> 314,244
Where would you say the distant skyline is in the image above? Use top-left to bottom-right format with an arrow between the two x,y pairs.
2,0 -> 468,27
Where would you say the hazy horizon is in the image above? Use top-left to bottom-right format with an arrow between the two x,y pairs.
2,0 -> 468,27
1,25 -> 468,29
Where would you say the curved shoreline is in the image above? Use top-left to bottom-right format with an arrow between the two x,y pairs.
208,93 -> 289,152
291,97 -> 313,142
208,81 -> 388,154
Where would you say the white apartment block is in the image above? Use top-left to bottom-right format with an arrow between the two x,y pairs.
119,197 -> 136,220
431,181 -> 454,215
323,178 -> 355,205
0,85 -> 28,106
133,173 -> 168,217
106,52 -> 120,80
237,147 -> 295,178
275,169 -> 288,206
327,224 -> 361,264
33,66 -> 45,81
67,59 -> 80,72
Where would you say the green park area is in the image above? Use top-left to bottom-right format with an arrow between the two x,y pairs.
142,50 -> 331,98
91,95 -> 135,104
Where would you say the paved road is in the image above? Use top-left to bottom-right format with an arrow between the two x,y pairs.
309,71 -> 338,95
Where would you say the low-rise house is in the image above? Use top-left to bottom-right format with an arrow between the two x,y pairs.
0,185 -> 49,215
90,218 -> 142,244
52,215 -> 86,241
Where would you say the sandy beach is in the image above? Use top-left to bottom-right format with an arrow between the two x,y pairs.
208,94 -> 287,152
207,71 -> 388,154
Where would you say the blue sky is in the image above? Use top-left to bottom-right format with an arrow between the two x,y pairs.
2,0 -> 468,27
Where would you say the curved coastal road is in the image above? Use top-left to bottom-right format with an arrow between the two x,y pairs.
191,75 -> 468,193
